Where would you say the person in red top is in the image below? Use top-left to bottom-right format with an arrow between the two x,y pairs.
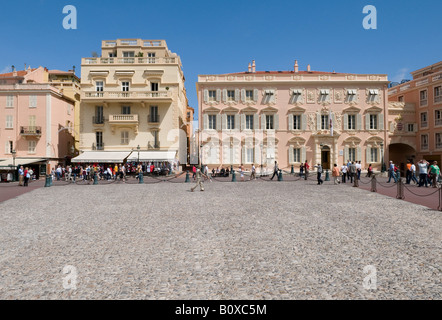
150,163 -> 154,175
304,160 -> 310,180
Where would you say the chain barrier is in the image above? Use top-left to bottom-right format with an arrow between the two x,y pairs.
403,184 -> 440,197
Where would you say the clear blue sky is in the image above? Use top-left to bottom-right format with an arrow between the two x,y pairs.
1,0 -> 441,120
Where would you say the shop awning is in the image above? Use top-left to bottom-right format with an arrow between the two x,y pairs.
71,151 -> 131,164
127,151 -> 177,162
0,158 -> 46,168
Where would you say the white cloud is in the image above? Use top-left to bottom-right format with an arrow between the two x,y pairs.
391,68 -> 409,83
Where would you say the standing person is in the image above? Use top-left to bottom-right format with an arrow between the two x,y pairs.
346,160 -> 352,181
410,161 -> 418,184
405,160 -> 412,184
23,167 -> 30,187
356,161 -> 362,180
250,163 -> 256,180
387,161 -> 398,183
56,165 -> 62,180
332,164 -> 341,185
349,161 -> 357,183
341,164 -> 347,183
240,164 -> 245,182
122,164 -> 126,182
190,166 -> 208,192
417,160 -> 429,187
366,164 -> 373,178
270,161 -> 279,180
429,161 -> 440,188
299,163 -> 304,178
304,160 -> 310,181
314,163 -> 323,185
18,166 -> 24,186
192,165 -> 196,180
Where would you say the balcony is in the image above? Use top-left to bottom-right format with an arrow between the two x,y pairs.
82,57 -> 178,65
20,126 -> 42,138
81,90 -> 172,102
435,96 -> 442,104
109,114 -> 138,124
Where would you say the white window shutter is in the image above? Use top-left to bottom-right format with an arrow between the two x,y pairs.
216,114 -> 221,131
357,146 -> 362,161
222,89 -> 227,102
261,114 -> 266,130
301,114 -> 307,131
378,113 -> 384,130
366,114 -> 370,130
203,89 -> 208,103
254,114 -> 259,130
253,89 -> 259,102
366,146 -> 371,163
204,114 -> 210,130
317,113 -> 321,130
241,114 -> 245,130
331,113 -> 336,129
301,146 -> 306,163
274,114 -> 279,130
270,91 -> 276,103
289,146 -> 294,164
216,89 -> 221,102
344,146 -> 349,162
241,89 -> 246,103
288,114 -> 294,130
357,114 -> 362,130
343,114 -> 348,130
222,114 -> 227,130
235,89 -> 240,102
389,122 -> 395,133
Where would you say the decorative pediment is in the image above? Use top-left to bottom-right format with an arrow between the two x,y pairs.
89,71 -> 109,77
115,70 -> 135,77
241,106 -> 258,113
287,106 -> 306,113
203,106 -> 220,113
342,105 -> 361,113
364,105 -> 383,113
343,136 -> 362,146
222,106 -> 240,113
143,70 -> 164,76
366,136 -> 383,146
262,137 -> 280,145
261,106 -> 278,113
288,136 -> 306,147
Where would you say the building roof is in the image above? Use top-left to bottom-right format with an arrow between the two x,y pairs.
0,69 -> 37,78
225,70 -> 347,75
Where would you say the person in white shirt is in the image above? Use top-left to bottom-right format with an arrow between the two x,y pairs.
410,162 -> 418,184
250,164 -> 256,180
356,161 -> 362,180
341,165 -> 348,183
418,160 -> 429,187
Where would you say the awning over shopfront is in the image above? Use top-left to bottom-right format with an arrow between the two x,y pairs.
0,158 -> 46,168
71,151 -> 131,164
127,151 -> 177,162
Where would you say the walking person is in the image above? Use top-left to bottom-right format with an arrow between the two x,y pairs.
356,161 -> 362,180
299,163 -> 304,178
387,161 -> 398,183
304,160 -> 310,181
341,164 -> 347,183
18,166 -> 24,186
417,159 -> 429,187
314,163 -> 323,185
270,161 -> 279,180
429,161 -> 440,188
240,164 -> 245,182
366,164 -> 373,178
190,166 -> 208,192
23,167 -> 30,187
405,160 -> 412,184
250,163 -> 256,180
349,161 -> 357,183
332,164 -> 341,185
410,162 -> 418,184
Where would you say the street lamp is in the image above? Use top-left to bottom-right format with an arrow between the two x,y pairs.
260,143 -> 264,176
137,144 -> 140,164
380,142 -> 386,173
11,149 -> 16,182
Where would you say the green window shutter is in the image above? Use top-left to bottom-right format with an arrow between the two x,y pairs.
261,114 -> 266,130
289,146 -> 294,164
343,114 -> 349,130
366,146 -> 371,163
203,89 -> 208,103
366,114 -> 370,130
288,114 -> 294,130
344,146 -> 349,162
316,113 -> 321,130
378,113 -> 384,130
301,114 -> 307,131
242,147 -> 246,163
203,114 -> 208,130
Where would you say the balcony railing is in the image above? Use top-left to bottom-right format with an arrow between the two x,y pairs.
82,57 -> 177,65
93,116 -> 105,125
20,126 -> 42,136
82,91 -> 171,100
435,96 -> 442,103
420,99 -> 428,106
421,121 -> 428,128
148,115 -> 160,123
436,119 -> 442,126
109,114 -> 139,123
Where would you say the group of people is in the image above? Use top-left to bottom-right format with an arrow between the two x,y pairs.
17,166 -> 33,187
403,159 -> 440,188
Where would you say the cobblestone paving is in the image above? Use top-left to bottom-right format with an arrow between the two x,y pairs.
0,180 -> 440,299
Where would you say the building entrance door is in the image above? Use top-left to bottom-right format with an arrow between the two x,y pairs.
321,146 -> 330,169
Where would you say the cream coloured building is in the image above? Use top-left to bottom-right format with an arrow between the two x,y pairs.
197,60 -> 390,172
76,39 -> 189,168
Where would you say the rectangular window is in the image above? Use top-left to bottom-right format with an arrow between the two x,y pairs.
122,82 -> 130,92
321,115 -> 329,130
435,110 -> 442,126
421,112 -> 428,128
121,131 -> 129,145
319,90 -> 330,102
6,95 -> 13,108
227,115 -> 235,130
123,51 -> 135,57
266,115 -> 274,130
29,115 -> 36,130
407,124 -> 415,132
436,133 -> 442,149
293,148 -> 301,163
245,90 -> 253,101
96,132 -> 103,150
95,106 -> 104,124
347,90 -> 357,102
147,52 -> 156,63
28,140 -> 36,154
208,115 -> 217,130
246,148 -> 254,163
245,115 -> 254,130
227,90 -> 235,101
29,95 -> 37,108
348,148 -> 356,162
370,114 -> 378,130
420,90 -> 428,106
150,106 -> 159,122
435,86 -> 442,103
6,115 -> 13,128
151,82 -> 159,92
421,135 -> 428,150
264,90 -> 274,103
5,141 -> 13,154
370,148 -> 378,163
153,131 -> 159,148
293,115 -> 301,130
122,106 -> 131,115
368,89 -> 379,102
348,114 -> 356,130
208,90 -> 216,101
96,81 -> 104,92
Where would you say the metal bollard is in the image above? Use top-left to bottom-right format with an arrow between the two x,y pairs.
93,172 -> 98,185
278,169 -> 283,181
185,171 -> 190,183
45,174 -> 51,187
232,170 -> 237,182
139,172 -> 144,184
396,178 -> 404,199
325,170 -> 330,181
370,175 -> 377,192
291,165 -> 294,174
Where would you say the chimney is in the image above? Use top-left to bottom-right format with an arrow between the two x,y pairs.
294,60 -> 299,73
12,65 -> 17,76
307,64 -> 311,72
248,63 -> 251,73
252,60 -> 256,73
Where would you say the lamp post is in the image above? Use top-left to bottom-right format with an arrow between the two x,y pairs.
380,142 -> 386,173
260,143 -> 264,176
137,144 -> 140,164
11,149 -> 16,182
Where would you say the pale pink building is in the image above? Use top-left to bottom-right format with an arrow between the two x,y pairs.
197,60 -> 390,173
0,66 -> 76,179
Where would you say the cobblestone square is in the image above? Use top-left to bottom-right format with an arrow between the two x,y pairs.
0,180 -> 440,299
